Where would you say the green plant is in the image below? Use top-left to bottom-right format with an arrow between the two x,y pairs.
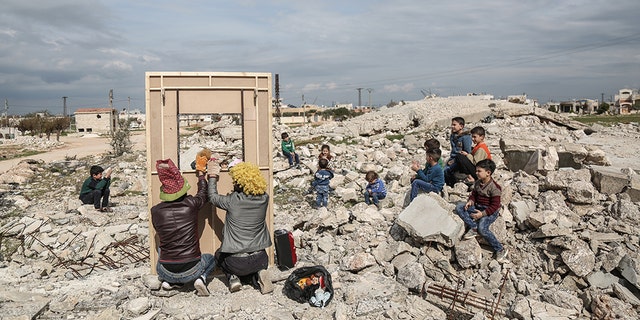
548,105 -> 557,113
109,119 -> 133,157
573,114 -> 640,126
386,134 -> 404,141
596,102 -> 610,115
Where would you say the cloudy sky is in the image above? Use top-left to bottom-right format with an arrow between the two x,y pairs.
1,0 -> 639,115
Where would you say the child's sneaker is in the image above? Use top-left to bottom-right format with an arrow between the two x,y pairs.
375,203 -> 382,210
228,275 -> 241,293
463,229 -> 478,240
257,270 -> 274,294
161,281 -> 183,290
495,249 -> 509,263
194,277 -> 210,296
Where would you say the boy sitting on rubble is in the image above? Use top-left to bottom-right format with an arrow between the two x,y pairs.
454,126 -> 492,185
281,132 -> 300,168
424,138 -> 444,168
408,148 -> 444,204
455,159 -> 508,263
444,117 -> 472,187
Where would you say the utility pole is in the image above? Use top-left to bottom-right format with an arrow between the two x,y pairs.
601,93 -> 604,106
366,88 -> 373,108
274,74 -> 281,124
301,94 -> 306,125
62,96 -> 68,117
109,89 -> 114,108
356,88 -> 363,108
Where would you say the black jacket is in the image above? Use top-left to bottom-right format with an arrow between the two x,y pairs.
151,175 -> 208,263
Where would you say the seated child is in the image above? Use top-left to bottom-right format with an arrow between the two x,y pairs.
311,158 -> 334,208
281,132 -> 300,168
409,148 -> 444,202
79,165 -> 112,212
424,138 -> 444,168
363,171 -> 387,209
455,126 -> 491,184
444,117 -> 472,187
455,159 -> 508,263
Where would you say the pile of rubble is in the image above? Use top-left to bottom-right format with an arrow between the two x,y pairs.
0,97 -> 639,319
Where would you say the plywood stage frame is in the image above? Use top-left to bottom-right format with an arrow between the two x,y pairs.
145,72 -> 273,273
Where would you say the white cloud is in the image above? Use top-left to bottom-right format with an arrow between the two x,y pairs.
383,83 -> 415,93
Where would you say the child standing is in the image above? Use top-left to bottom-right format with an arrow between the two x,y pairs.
455,159 -> 508,263
364,171 -> 387,210
281,132 -> 300,168
311,158 -> 334,208
444,117 -> 472,187
409,149 -> 444,202
456,126 -> 491,184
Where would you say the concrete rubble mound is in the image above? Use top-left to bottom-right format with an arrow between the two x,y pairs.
1,97 -> 639,319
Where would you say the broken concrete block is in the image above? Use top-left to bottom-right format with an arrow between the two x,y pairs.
560,239 -> 595,277
510,297 -> 578,319
540,289 -> 584,313
566,180 -> 599,204
542,168 -> 591,190
531,224 -> 572,239
586,271 -> 620,289
342,252 -> 376,272
625,174 -> 640,202
590,167 -> 629,195
613,283 -> 640,306
500,138 -> 547,174
510,200 -> 537,229
584,146 -> 610,166
591,294 -> 636,319
396,261 -> 427,291
618,255 -> 640,290
556,144 -> 587,169
527,210 -> 558,229
396,193 -> 463,247
454,239 -> 483,268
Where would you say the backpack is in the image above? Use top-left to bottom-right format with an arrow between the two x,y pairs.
283,265 -> 334,307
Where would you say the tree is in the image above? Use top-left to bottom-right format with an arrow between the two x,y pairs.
109,118 -> 133,157
51,117 -> 71,141
597,102 -> 610,115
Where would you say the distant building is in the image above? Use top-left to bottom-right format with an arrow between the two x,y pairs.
74,108 -> 118,134
119,109 -> 146,129
276,105 -> 323,124
615,88 -> 638,114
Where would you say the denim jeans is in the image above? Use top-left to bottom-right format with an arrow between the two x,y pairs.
216,250 -> 268,281
315,185 -> 330,207
156,254 -> 216,284
80,189 -> 110,209
283,151 -> 300,166
409,179 -> 440,201
455,203 -> 503,252
364,190 -> 385,205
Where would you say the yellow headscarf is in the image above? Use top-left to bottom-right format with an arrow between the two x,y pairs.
229,162 -> 267,196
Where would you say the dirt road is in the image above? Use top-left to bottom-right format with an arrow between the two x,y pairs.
0,131 -> 146,174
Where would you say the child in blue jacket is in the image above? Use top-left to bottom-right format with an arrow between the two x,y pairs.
409,148 -> 444,202
311,158 -> 334,208
364,171 -> 387,210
